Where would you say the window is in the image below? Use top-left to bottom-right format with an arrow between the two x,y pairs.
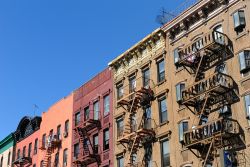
131,153 -> 137,164
40,160 -> 44,167
75,112 -> 81,126
93,134 -> 99,153
63,149 -> 68,167
159,97 -> 167,123
142,68 -> 150,88
57,125 -> 61,140
28,143 -> 32,157
174,48 -> 180,65
176,83 -> 185,102
42,134 -> 46,148
129,76 -> 136,93
7,152 -> 11,165
179,121 -> 188,143
84,106 -> 90,121
213,25 -> 224,44
215,63 -> 227,74
117,118 -> 124,138
233,10 -> 246,33
117,155 -> 124,167
117,83 -> 124,100
157,59 -> 165,82
94,101 -> 99,120
244,95 -> 250,119
104,95 -> 110,116
103,128 -> 109,150
0,156 -> 2,167
144,106 -> 151,129
33,164 -> 36,167
23,146 -> 26,157
161,140 -> 170,167
64,120 -> 69,136
34,138 -> 38,155
144,144 -> 152,166
74,143 -> 79,159
54,152 -> 59,167
239,50 -> 250,74
192,38 -> 203,51
17,149 -> 20,159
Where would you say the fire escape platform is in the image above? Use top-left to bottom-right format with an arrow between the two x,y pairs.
73,154 -> 101,166
183,118 -> 240,149
13,157 -> 32,166
181,73 -> 236,106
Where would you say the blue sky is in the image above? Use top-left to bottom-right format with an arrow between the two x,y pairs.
0,0 -> 189,140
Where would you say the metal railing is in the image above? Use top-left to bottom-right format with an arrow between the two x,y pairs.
183,118 -> 239,147
178,30 -> 229,64
182,72 -> 235,102
116,77 -> 156,103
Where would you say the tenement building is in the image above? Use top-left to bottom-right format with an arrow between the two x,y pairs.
0,133 -> 15,167
72,68 -> 113,167
109,0 -> 250,166
109,28 -> 168,167
13,116 -> 42,167
38,93 -> 73,167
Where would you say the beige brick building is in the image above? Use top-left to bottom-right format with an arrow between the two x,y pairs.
109,0 -> 250,166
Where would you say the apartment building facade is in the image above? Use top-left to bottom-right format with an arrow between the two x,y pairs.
38,93 -> 73,167
109,0 -> 250,166
109,28 -> 169,167
72,68 -> 113,167
0,133 -> 15,167
13,116 -> 41,167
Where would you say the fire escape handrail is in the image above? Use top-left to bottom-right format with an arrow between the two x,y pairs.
183,118 -> 240,146
116,77 -> 157,103
181,72 -> 235,102
177,30 -> 229,63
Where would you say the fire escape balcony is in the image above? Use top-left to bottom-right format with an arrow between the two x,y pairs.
73,144 -> 101,166
176,30 -> 232,70
74,111 -> 101,137
39,134 -> 62,150
183,118 -> 240,149
181,72 -> 238,109
13,156 -> 32,167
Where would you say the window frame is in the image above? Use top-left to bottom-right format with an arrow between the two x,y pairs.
75,111 -> 81,126
103,128 -> 110,151
179,120 -> 189,143
63,148 -> 68,167
117,155 -> 124,167
142,68 -> 150,88
176,83 -> 185,102
157,59 -> 165,83
233,10 -> 246,32
93,100 -> 100,120
116,83 -> 124,100
28,143 -> 32,157
161,139 -> 170,167
239,50 -> 250,73
104,94 -> 110,116
158,96 -> 167,124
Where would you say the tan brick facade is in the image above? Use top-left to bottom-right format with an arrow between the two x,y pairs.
109,0 -> 250,166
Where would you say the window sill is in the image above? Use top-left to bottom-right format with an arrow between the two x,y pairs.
177,106 -> 186,113
175,67 -> 184,74
235,30 -> 249,40
159,120 -> 169,127
156,79 -> 166,87
103,149 -> 110,153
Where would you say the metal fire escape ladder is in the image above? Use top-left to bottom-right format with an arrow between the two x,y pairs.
203,138 -> 214,167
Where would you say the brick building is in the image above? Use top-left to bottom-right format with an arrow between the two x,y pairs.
109,0 -> 250,166
13,116 -> 41,167
0,133 -> 15,167
72,68 -> 113,167
38,93 -> 73,167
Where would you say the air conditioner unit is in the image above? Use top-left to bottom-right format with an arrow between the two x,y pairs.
63,132 -> 68,138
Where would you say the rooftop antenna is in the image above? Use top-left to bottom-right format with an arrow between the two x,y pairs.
33,104 -> 39,117
156,7 -> 176,26
156,0 -> 198,25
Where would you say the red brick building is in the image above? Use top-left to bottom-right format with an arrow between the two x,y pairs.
13,116 -> 41,167
72,68 -> 113,167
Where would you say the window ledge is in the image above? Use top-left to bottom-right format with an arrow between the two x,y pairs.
159,120 -> 169,127
177,107 -> 186,113
239,74 -> 250,84
235,30 -> 249,40
180,161 -> 193,167
103,149 -> 110,153
175,67 -> 184,74
156,79 -> 166,86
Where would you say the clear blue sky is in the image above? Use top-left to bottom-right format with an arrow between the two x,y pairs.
0,0 -> 189,140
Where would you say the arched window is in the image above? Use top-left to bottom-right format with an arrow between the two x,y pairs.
213,25 -> 224,44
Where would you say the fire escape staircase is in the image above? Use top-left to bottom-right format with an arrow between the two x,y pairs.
73,114 -> 101,166
117,87 -> 156,166
40,135 -> 61,167
177,30 -> 243,166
